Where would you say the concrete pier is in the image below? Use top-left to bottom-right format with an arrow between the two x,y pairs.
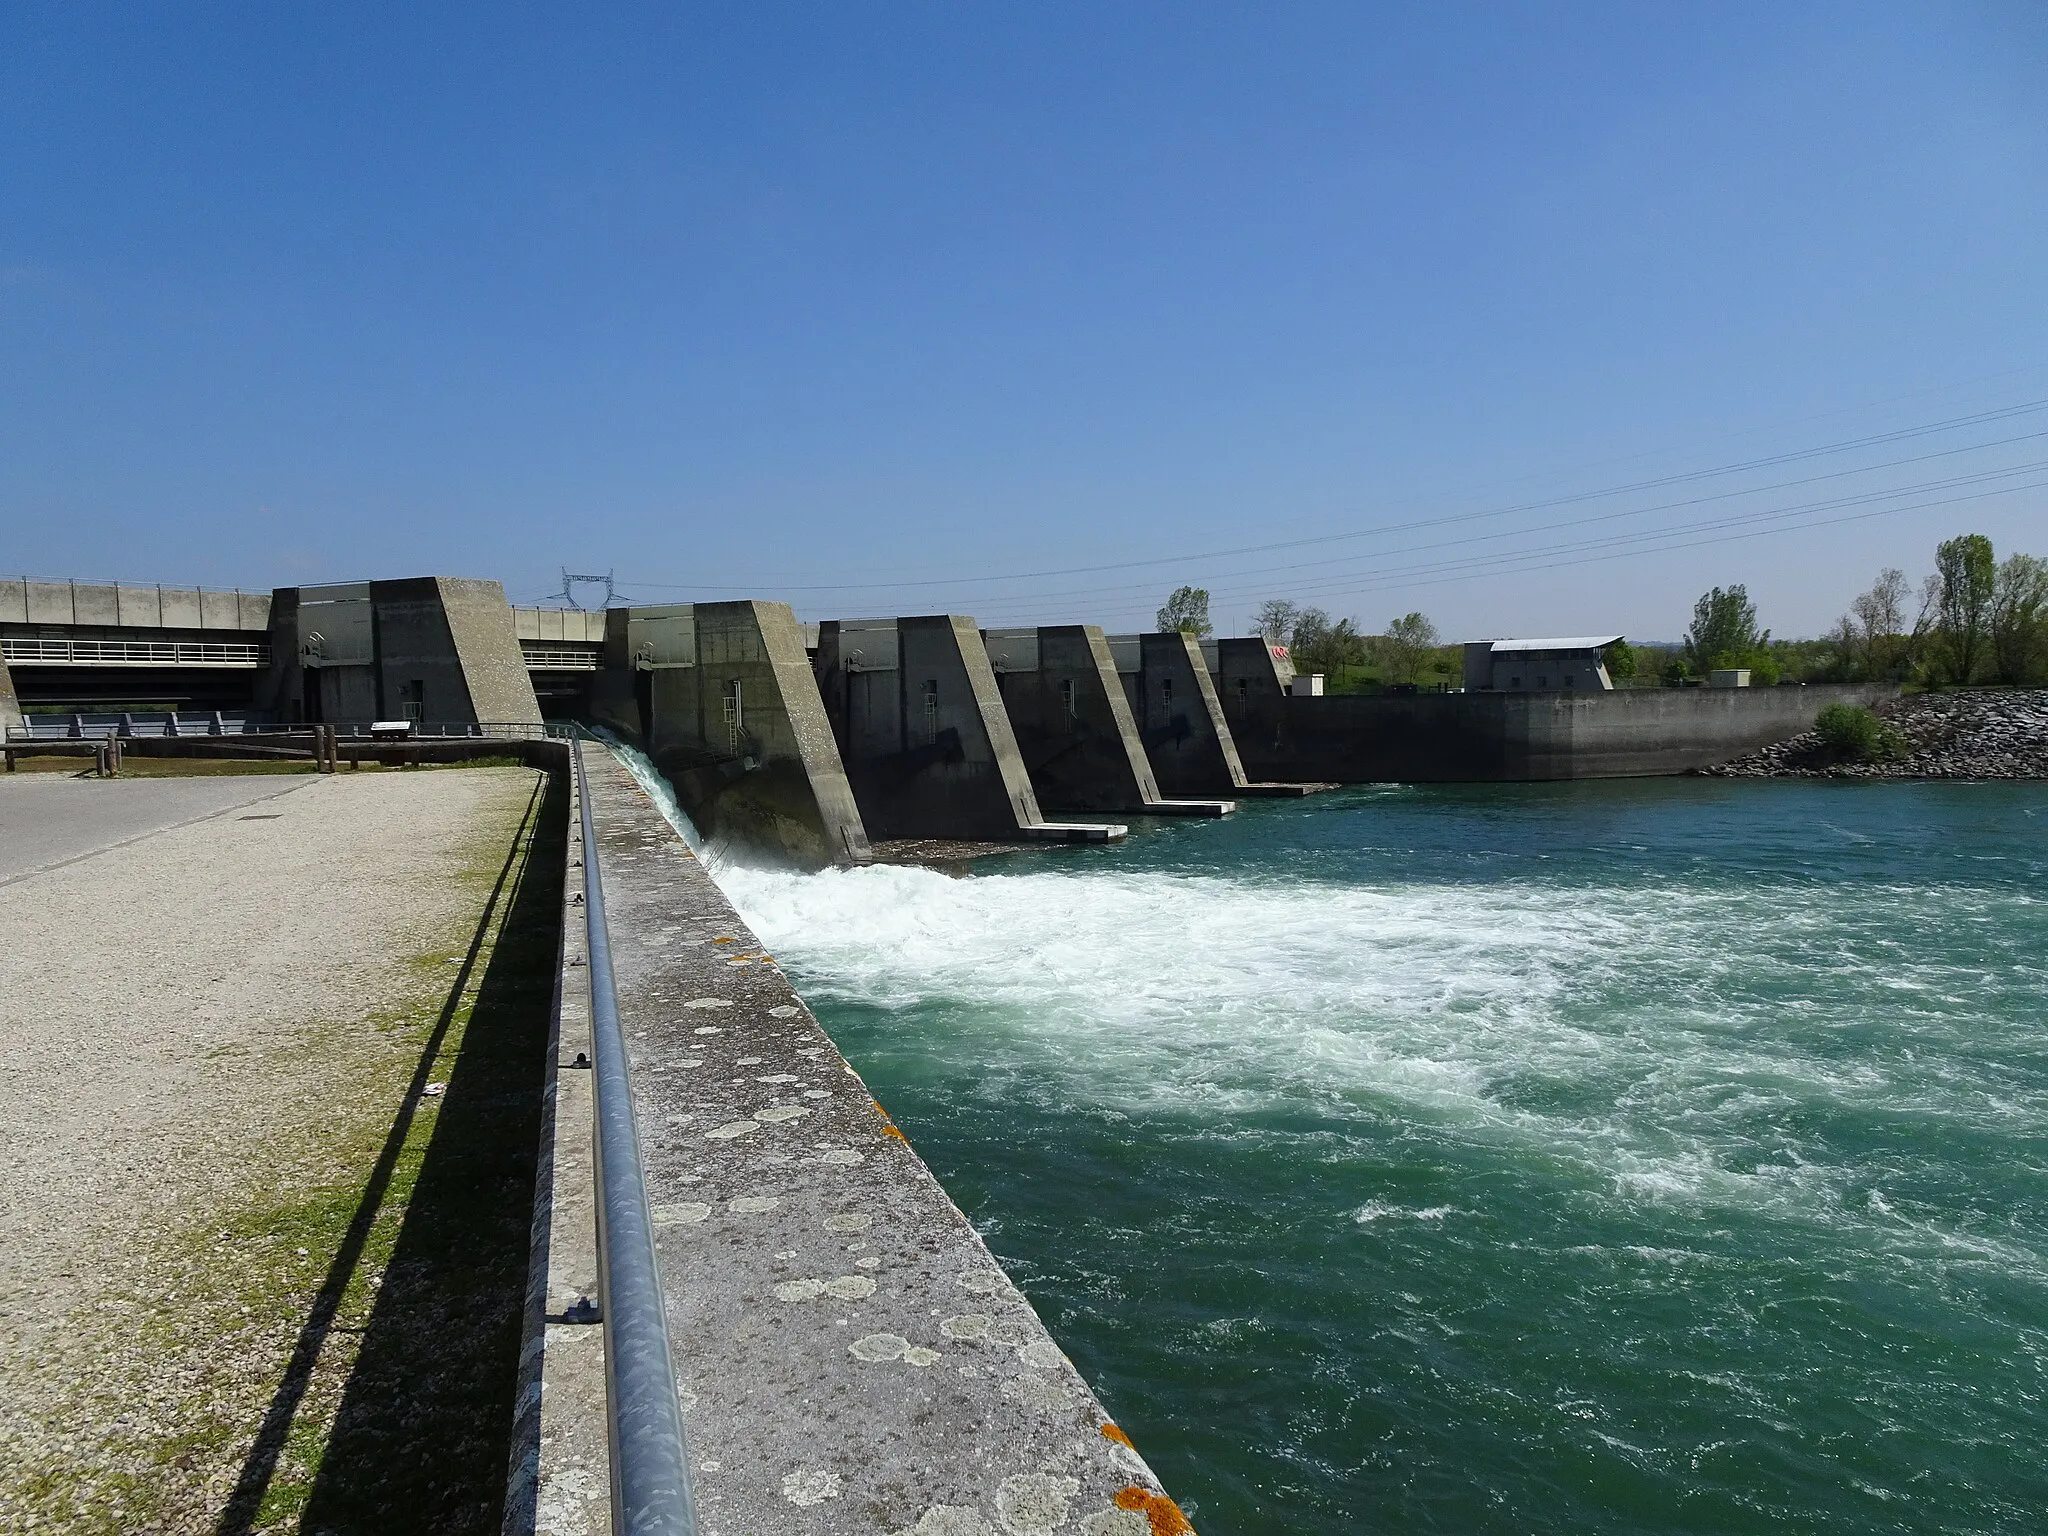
1111,632 -> 1328,799
817,616 -> 1125,843
588,600 -> 873,869
513,747 -> 1187,1534
984,625 -> 1232,816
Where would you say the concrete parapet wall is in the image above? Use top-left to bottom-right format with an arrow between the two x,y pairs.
511,607 -> 608,644
0,578 -> 271,632
542,748 -> 1189,1534
1238,684 -> 1899,782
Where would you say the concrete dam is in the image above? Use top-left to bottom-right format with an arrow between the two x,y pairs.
3,570 -> 1896,1533
4,572 -> 1887,871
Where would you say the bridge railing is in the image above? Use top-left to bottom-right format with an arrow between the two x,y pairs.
1,637 -> 270,668
4,716 -> 574,743
572,734 -> 699,1535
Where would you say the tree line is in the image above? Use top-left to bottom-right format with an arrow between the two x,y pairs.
1648,533 -> 2047,687
1154,528 -> 2048,694
1153,585 -> 1455,689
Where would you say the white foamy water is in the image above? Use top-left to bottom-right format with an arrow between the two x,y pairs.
712,856 -> 2043,1254
605,742 -> 2048,1263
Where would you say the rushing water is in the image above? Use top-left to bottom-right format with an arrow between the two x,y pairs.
644,756 -> 2048,1533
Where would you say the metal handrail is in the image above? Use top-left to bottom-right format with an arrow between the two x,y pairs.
574,736 -> 698,1535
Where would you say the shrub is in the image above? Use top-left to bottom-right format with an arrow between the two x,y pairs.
1813,703 -> 1903,762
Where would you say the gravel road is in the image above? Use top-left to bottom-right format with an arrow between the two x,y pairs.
0,766 -> 542,1531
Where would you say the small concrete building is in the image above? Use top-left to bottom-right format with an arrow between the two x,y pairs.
1462,635 -> 1622,693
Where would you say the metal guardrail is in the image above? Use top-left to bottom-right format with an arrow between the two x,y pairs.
1,637 -> 270,667
520,643 -> 604,671
4,716 -> 572,743
573,736 -> 698,1535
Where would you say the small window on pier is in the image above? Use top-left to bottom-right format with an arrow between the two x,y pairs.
923,679 -> 939,743
1060,678 -> 1076,731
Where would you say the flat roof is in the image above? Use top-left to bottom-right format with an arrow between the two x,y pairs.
1484,635 -> 1622,654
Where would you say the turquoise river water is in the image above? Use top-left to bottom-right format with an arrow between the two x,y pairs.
700,776 -> 2048,1534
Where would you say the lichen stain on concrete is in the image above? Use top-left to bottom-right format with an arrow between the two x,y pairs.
1113,1486 -> 1196,1534
773,1278 -> 828,1301
728,1195 -> 780,1214
754,1105 -> 810,1123
768,1004 -> 799,1017
957,1269 -> 1005,1294
653,1201 -> 712,1226
691,1024 -> 725,1034
942,1314 -> 992,1341
822,1273 -> 877,1300
1002,1375 -> 1077,1411
850,1331 -> 910,1362
996,1471 -> 1080,1535
891,1506 -> 996,1536
819,1148 -> 864,1165
823,1212 -> 872,1232
683,996 -> 732,1010
781,1467 -> 842,1505
1016,1339 -> 1066,1370
1078,1510 -> 1149,1536
703,1119 -> 759,1139
903,1345 -> 941,1366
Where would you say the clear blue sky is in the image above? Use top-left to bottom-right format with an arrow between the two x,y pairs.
3,3 -> 2043,640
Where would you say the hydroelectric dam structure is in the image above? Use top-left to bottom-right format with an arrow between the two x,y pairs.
3,569 -> 1894,1533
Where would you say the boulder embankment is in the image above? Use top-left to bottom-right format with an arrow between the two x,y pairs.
1699,689 -> 2048,779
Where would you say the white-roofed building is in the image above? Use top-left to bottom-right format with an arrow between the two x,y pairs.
1462,635 -> 1623,693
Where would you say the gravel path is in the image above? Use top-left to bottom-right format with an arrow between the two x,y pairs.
0,767 -> 542,1530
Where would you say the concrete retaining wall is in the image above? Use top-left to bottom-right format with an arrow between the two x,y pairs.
1237,684 -> 1899,782
515,747 -> 1190,1535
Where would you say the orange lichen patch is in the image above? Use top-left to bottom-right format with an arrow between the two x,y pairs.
713,935 -> 735,943
1099,1422 -> 1135,1450
882,1124 -> 907,1142
1114,1486 -> 1194,1535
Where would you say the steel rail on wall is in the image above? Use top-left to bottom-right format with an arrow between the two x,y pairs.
574,736 -> 700,1535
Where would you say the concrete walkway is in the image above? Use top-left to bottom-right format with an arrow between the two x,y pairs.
545,749 -> 1190,1536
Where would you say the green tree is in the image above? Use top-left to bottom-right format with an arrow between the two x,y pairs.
1381,612 -> 1440,684
1601,639 -> 1637,682
1989,552 -> 2048,684
1254,599 -> 1299,645
1932,534 -> 1996,683
1683,585 -> 1767,673
1155,585 -> 1212,636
